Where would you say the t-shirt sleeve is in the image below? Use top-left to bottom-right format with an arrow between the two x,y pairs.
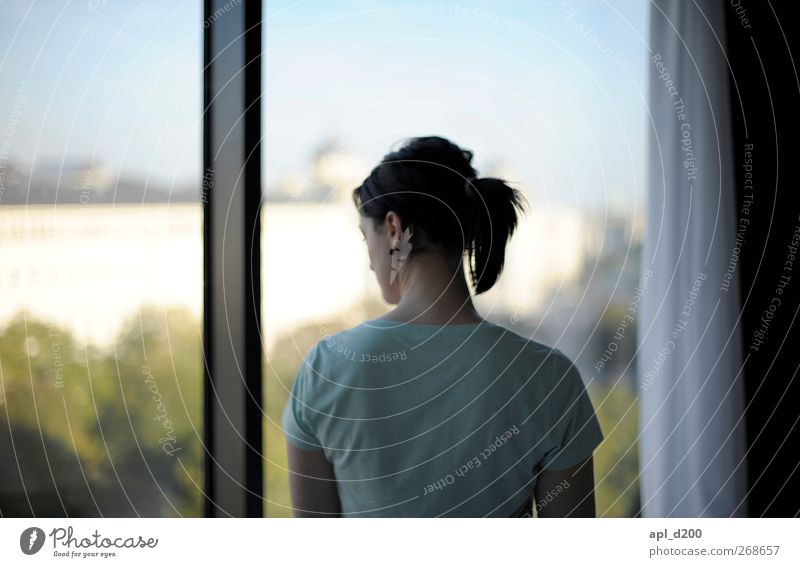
281,344 -> 324,452
539,348 -> 604,471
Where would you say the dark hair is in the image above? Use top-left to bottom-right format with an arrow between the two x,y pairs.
352,136 -> 526,294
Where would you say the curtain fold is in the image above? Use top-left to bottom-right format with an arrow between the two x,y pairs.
638,0 -> 748,517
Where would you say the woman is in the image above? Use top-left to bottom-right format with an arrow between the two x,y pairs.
282,136 -> 604,517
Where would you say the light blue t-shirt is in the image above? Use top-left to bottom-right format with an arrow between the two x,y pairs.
281,317 -> 604,517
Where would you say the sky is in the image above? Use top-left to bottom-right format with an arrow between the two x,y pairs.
0,0 -> 202,189
0,0 -> 649,208
263,0 -> 650,211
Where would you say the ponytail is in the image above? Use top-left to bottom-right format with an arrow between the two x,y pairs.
465,177 -> 526,294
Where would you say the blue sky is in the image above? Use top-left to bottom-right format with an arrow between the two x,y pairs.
0,0 -> 649,207
264,0 -> 650,210
0,0 -> 201,189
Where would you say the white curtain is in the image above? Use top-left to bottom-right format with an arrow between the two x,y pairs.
638,0 -> 748,517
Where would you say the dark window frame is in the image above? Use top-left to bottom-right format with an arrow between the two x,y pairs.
202,0 -> 263,518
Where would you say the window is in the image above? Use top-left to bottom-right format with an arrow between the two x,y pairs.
1,0 -> 649,518
262,0 -> 647,517
0,1 -> 203,517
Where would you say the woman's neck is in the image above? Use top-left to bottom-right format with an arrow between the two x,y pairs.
382,252 -> 483,325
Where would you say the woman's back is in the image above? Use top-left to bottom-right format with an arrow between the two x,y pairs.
282,318 -> 604,517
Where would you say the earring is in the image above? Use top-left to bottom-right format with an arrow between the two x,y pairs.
388,245 -> 400,255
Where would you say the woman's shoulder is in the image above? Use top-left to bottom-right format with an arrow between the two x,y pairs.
466,322 -> 587,385
336,317 -> 558,356
305,317 -> 571,367
487,321 -> 554,351
303,320 -> 388,365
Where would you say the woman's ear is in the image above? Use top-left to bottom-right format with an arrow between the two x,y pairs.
383,211 -> 404,245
